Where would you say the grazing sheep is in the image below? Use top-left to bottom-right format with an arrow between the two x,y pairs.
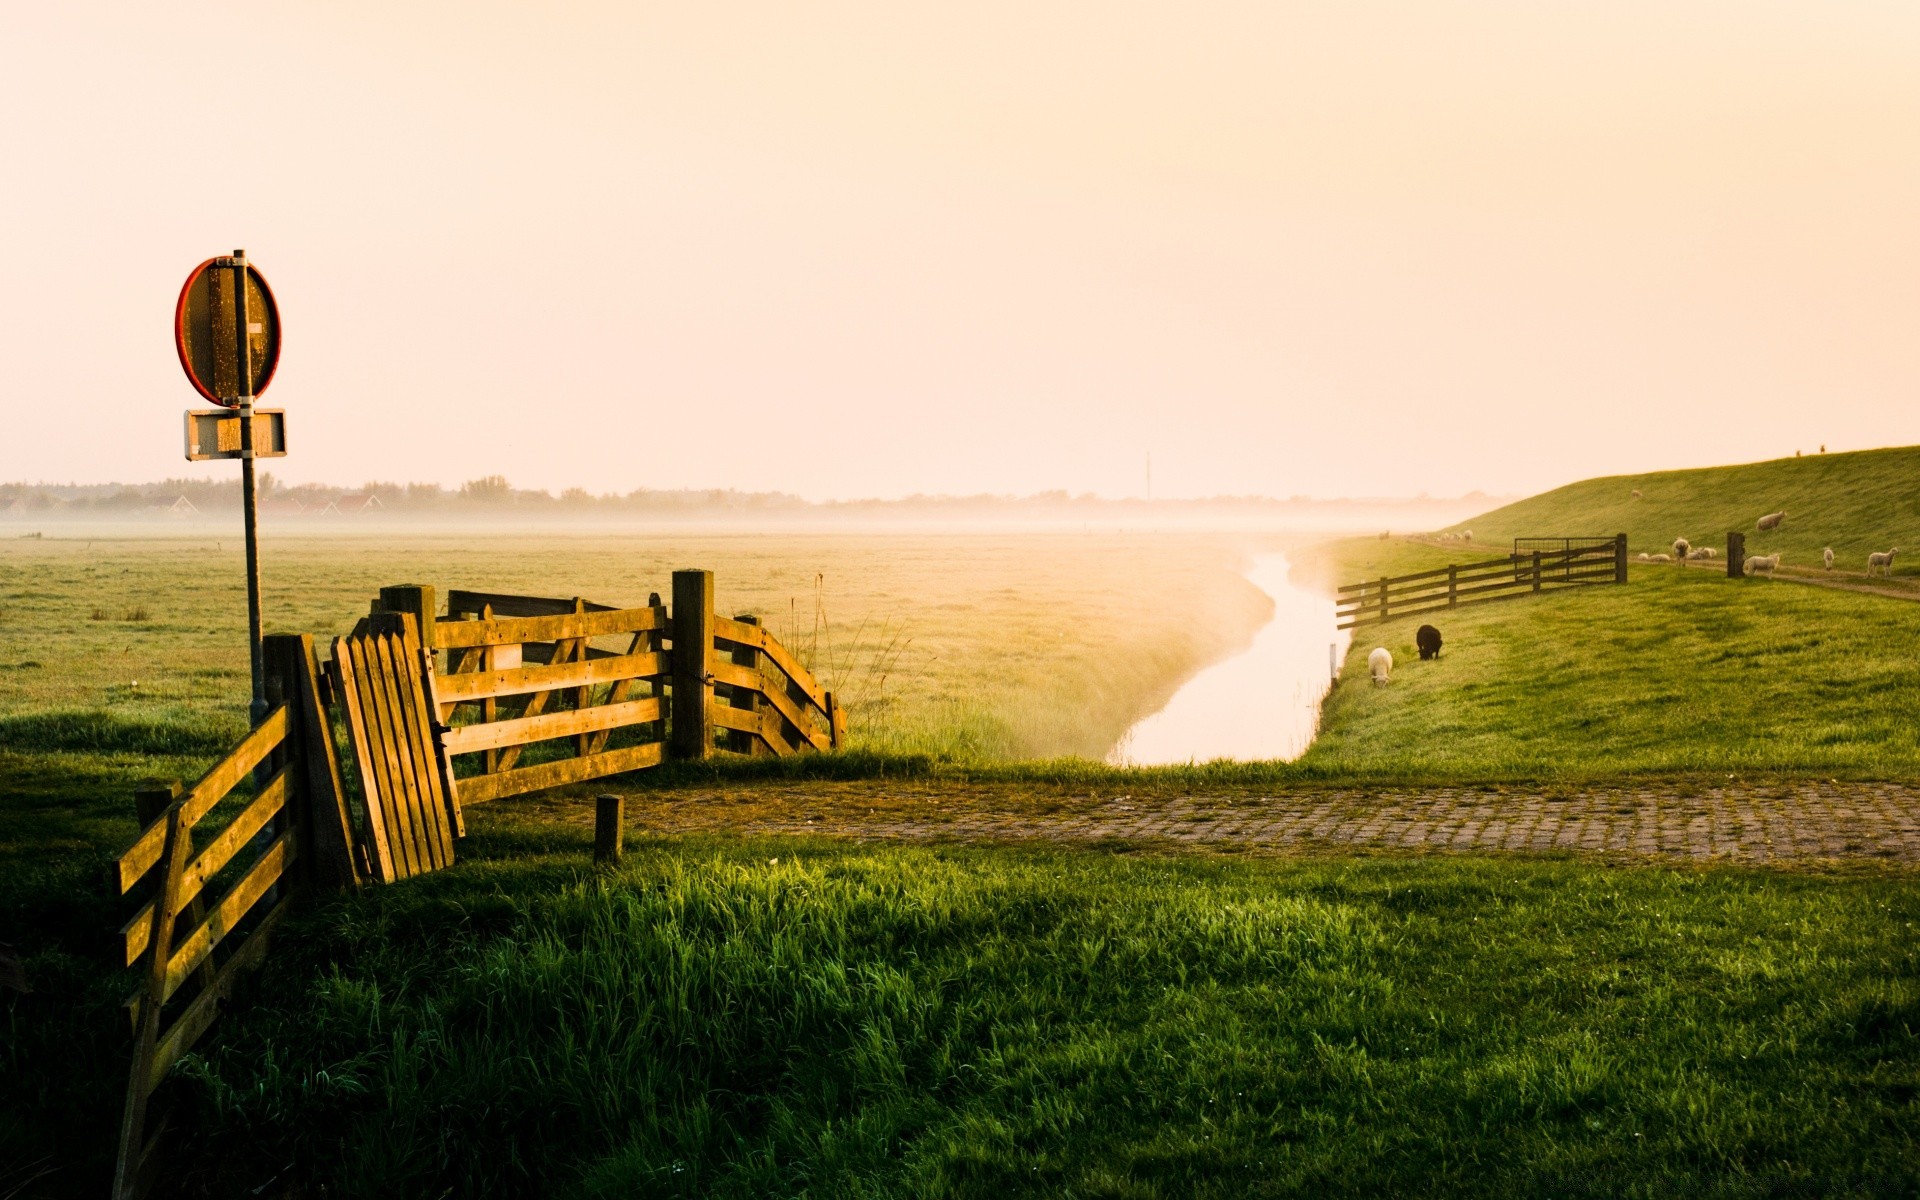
1462,530 -> 1473,543
1757,510 -> 1786,532
1630,488 -> 1642,500
1743,553 -> 1781,577
1868,548 -> 1899,577
1368,646 -> 1393,685
1688,546 -> 1717,560
1673,537 -> 1690,562
1636,552 -> 1651,561
1823,546 -> 1835,570
1416,624 -> 1443,661
1648,553 -> 1673,563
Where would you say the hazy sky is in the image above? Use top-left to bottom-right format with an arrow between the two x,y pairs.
4,3 -> 1917,500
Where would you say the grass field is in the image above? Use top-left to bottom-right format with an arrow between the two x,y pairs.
104,825 -> 1920,1198
1288,533 -> 1920,780
0,529 -> 1273,762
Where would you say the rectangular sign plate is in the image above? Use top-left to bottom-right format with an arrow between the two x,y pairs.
184,408 -> 287,461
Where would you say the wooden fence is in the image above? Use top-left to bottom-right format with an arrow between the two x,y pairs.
110,635 -> 355,1200
1337,534 -> 1627,629
108,568 -> 841,1196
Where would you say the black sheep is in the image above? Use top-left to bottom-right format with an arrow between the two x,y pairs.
1416,624 -> 1442,661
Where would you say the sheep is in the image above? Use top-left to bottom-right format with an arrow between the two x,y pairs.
1416,624 -> 1443,661
1648,553 -> 1673,563
1630,488 -> 1642,500
1757,510 -> 1786,532
1823,546 -> 1835,570
1636,552 -> 1651,561
1672,537 -> 1691,562
1368,646 -> 1393,685
1868,548 -> 1899,577
1462,530 -> 1473,543
1688,546 -> 1717,560
1743,553 -> 1781,577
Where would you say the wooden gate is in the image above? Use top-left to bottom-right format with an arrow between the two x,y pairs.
109,636 -> 353,1200
328,611 -> 461,882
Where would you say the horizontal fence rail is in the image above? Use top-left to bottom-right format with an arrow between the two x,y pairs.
1337,535 -> 1627,629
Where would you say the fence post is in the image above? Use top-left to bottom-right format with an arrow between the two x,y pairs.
1379,577 -> 1389,621
264,633 -> 360,889
1448,565 -> 1458,608
1615,533 -> 1628,583
1532,551 -> 1543,592
377,585 -> 437,656
671,569 -> 714,761
1727,531 -> 1744,578
594,794 -> 624,866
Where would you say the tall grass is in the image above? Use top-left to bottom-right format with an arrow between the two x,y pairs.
165,840 -> 1920,1198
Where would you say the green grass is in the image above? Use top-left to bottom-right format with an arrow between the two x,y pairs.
0,530 -> 1274,762
1286,535 -> 1920,780
121,826 -> 1920,1198
1438,443 -> 1920,568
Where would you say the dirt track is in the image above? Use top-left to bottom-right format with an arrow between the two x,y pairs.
519,779 -> 1920,866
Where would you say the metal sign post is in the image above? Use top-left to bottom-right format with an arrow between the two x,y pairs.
174,249 -> 285,727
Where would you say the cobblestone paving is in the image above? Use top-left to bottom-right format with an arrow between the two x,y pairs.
540,780 -> 1920,865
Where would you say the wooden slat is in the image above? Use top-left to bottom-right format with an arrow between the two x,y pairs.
711,659 -> 829,752
371,631 -> 442,872
494,633 -> 580,773
1338,586 -> 1573,629
354,634 -> 425,879
120,766 -> 289,966
160,829 -> 296,1003
445,589 -> 619,618
434,606 -> 666,650
435,649 -> 667,704
416,637 -> 464,840
380,626 -> 454,869
330,642 -> 395,883
456,741 -> 665,806
113,706 -> 290,895
711,705 -> 762,735
713,616 -> 829,711
442,697 -> 663,755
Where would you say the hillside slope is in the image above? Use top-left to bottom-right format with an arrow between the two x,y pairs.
1444,445 -> 1920,572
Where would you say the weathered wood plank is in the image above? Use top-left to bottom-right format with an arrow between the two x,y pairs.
434,606 -> 666,650
161,829 -> 296,1002
268,633 -> 359,889
329,642 -> 396,883
445,589 -> 619,618
494,634 -> 581,773
442,697 -> 663,755
456,742 -> 665,806
353,634 -> 425,879
710,659 -> 829,752
113,706 -> 290,895
378,620 -> 454,869
713,616 -> 829,711
437,649 -> 668,703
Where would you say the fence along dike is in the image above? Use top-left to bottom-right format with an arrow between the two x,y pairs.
1337,534 -> 1628,629
108,568 -> 841,1196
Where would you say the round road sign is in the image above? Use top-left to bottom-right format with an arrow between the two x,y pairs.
174,257 -> 281,406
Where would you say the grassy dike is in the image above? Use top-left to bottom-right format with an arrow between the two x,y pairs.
1290,533 -> 1920,781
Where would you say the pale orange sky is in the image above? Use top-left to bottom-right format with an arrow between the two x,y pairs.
3,2 -> 1917,500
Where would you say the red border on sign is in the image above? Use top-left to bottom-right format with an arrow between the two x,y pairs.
174,258 -> 282,407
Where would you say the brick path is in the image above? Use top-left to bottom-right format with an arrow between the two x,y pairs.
535,780 -> 1920,865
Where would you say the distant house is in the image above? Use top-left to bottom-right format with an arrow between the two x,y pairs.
153,496 -> 199,518
327,493 -> 387,516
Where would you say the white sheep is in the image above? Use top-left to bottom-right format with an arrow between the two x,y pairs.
1823,546 -> 1835,570
1462,530 -> 1473,543
1648,553 -> 1673,563
1636,552 -> 1651,561
1368,646 -> 1393,685
1744,553 -> 1781,577
1868,548 -> 1899,577
1672,537 -> 1691,562
1688,546 -> 1717,560
1630,488 -> 1643,500
1757,511 -> 1786,532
